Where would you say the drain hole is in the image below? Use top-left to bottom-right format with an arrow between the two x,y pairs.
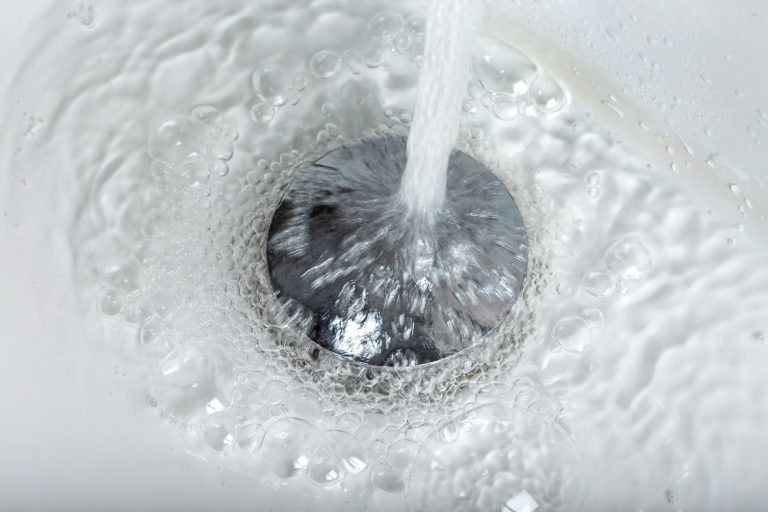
267,134 -> 529,366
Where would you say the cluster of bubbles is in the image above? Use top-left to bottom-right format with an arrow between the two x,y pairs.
464,36 -> 570,122
112,104 -> 571,507
7,0 -> 766,508
248,9 -> 429,131
548,236 -> 653,355
363,11 -> 428,67
22,113 -> 44,139
67,4 -> 97,29
84,3 -> 588,510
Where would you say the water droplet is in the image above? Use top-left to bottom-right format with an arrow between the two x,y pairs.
439,421 -> 460,443
474,36 -> 538,96
462,99 -> 478,115
582,267 -> 617,297
551,316 -> 591,354
307,447 -> 343,485
586,186 -> 601,199
321,102 -> 336,117
99,288 -> 125,316
156,345 -> 232,423
367,11 -> 403,41
208,140 -> 234,161
139,318 -> 161,345
371,463 -> 406,494
529,72 -> 567,114
601,98 -> 625,118
365,43 -> 390,68
251,64 -> 290,107
147,116 -> 206,166
309,50 -> 342,79
199,413 -> 236,452
580,308 -> 605,329
250,103 -> 275,124
492,97 -> 519,121
260,418 -> 317,478
386,439 -> 417,469
121,300 -> 152,326
292,73 -> 308,92
103,260 -> 141,292
604,237 -> 653,280
403,14 -> 426,38
394,34 -> 411,55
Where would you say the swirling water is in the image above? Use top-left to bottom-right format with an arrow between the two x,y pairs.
2,1 -> 768,511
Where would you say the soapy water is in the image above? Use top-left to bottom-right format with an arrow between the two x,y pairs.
2,0 -> 768,510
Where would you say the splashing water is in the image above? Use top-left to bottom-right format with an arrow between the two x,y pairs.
400,0 -> 484,219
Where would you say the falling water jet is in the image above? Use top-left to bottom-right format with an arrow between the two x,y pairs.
399,0 -> 483,221
266,0 -> 529,367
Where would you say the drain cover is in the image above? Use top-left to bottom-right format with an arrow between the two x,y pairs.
267,134 -> 528,366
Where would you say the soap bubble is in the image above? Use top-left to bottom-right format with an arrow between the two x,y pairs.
529,72 -> 569,115
98,288 -> 125,316
580,308 -> 605,329
474,36 -> 538,96
102,259 -> 141,292
260,417 -> 318,479
492,97 -> 520,121
403,14 -> 426,38
309,50 -> 342,79
147,116 -> 206,166
371,463 -> 406,494
199,412 -> 236,452
367,11 -> 403,41
604,237 -> 653,280
582,266 -> 618,297
551,316 -> 591,354
326,430 -> 368,474
365,43 -> 390,68
250,102 -> 275,124
156,345 -> 233,423
251,63 -> 290,107
307,446 -> 344,485
208,140 -> 234,161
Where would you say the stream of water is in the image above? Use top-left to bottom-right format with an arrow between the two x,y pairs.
399,0 -> 482,218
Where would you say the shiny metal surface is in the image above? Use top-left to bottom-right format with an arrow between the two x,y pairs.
267,135 -> 528,366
